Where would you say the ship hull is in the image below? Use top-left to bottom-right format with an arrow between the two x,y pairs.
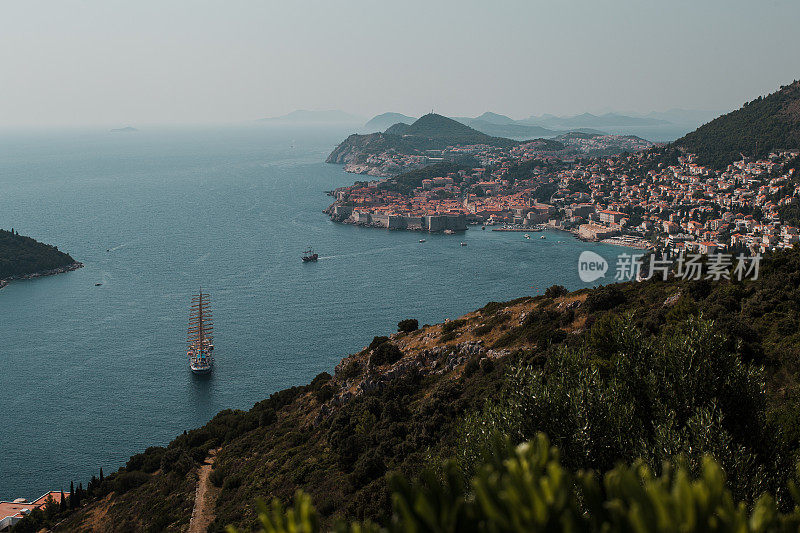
190,363 -> 213,375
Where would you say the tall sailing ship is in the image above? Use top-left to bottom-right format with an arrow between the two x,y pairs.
187,291 -> 214,374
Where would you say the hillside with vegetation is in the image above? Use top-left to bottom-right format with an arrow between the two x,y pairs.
393,113 -> 518,147
0,228 -> 79,281
325,113 -> 516,168
15,247 -> 800,532
676,80 -> 800,168
378,161 -> 477,194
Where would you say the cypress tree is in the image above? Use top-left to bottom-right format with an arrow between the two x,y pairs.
59,490 -> 66,512
69,481 -> 75,509
99,467 -> 104,483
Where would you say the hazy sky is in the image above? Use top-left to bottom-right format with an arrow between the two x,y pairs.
2,0 -> 799,127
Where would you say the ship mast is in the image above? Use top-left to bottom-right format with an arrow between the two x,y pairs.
188,290 -> 213,359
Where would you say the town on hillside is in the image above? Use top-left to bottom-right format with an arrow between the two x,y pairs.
326,141 -> 800,255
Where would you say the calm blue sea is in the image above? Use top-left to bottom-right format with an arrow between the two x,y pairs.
0,125 -> 622,499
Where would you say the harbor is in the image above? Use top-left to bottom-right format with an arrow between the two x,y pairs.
491,226 -> 544,232
598,235 -> 653,250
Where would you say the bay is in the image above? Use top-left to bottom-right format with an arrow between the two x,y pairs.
0,125 -> 622,499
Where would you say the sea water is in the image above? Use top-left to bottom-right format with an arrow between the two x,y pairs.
0,125 -> 623,498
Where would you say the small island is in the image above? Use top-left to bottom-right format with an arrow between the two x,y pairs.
0,229 -> 83,289
110,126 -> 138,133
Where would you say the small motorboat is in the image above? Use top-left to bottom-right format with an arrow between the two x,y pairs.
540,235 -> 546,239
95,283 -> 102,286
481,226 -> 486,230
524,234 -> 530,239
419,239 -> 426,243
460,242 -> 467,246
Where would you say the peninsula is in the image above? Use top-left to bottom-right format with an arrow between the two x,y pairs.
0,229 -> 83,289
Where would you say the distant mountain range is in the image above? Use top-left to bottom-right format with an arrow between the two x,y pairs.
521,112 -> 668,129
261,108 -> 721,138
364,112 -> 592,140
259,110 -> 364,124
364,112 -> 417,131
361,109 -> 726,141
676,80 -> 800,168
363,111 -> 693,140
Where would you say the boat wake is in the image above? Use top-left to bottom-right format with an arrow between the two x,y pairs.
317,243 -> 414,261
107,238 -> 141,252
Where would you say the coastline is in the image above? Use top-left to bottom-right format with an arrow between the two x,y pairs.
325,206 -> 654,250
329,217 -> 466,234
0,261 -> 84,290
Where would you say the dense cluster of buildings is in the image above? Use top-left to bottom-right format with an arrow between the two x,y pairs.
339,134 -> 656,177
327,139 -> 800,254
552,150 -> 800,253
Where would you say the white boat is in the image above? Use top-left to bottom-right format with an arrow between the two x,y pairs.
524,234 -> 530,239
419,239 -> 426,243
187,291 -> 214,375
540,235 -> 546,239
460,242 -> 467,246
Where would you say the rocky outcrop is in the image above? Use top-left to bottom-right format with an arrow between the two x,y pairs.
325,133 -> 410,165
320,340 -> 509,425
0,261 -> 83,289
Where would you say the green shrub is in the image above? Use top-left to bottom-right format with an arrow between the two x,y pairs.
371,342 -> 403,367
114,471 -> 149,494
584,285 -> 626,312
441,319 -> 466,334
227,434 -> 800,533
369,336 -> 390,351
314,384 -> 335,403
338,360 -> 362,380
125,446 -> 165,474
352,449 -> 386,484
474,312 -> 512,337
222,474 -> 242,492
258,409 -> 277,427
480,301 -> 503,315
544,284 -> 569,298
160,448 -> 193,476
460,316 -> 773,503
492,310 -> 562,349
309,372 -> 332,391
464,357 -> 480,377
588,312 -> 623,357
209,466 -> 226,488
397,319 -> 419,333
440,332 -> 457,343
